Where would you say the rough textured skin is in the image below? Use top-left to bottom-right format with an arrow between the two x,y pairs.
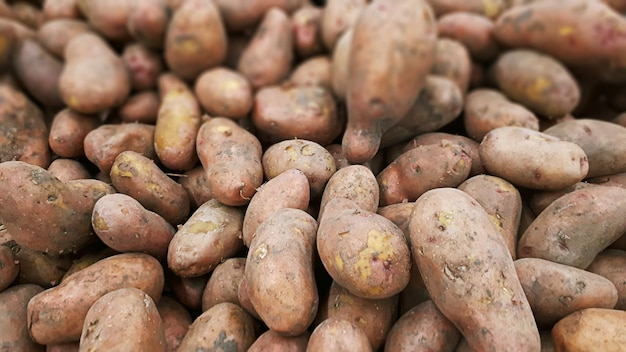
552,308 -> 626,351
194,67 -> 253,119
27,253 -> 164,345
307,318 -> 373,352
319,165 -> 379,220
587,249 -> 626,310
157,296 -> 192,352
409,188 -> 540,351
48,108 -> 99,159
8,243 -> 73,288
0,284 -> 44,352
79,288 -> 167,351
201,257 -> 246,311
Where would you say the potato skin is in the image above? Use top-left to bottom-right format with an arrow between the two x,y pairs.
167,199 -> 244,277
213,0 -> 303,33
409,188 -> 540,351
330,28 -> 353,100
194,67 -> 253,119
403,132 -> 484,176
79,288 -> 167,352
429,0 -> 504,18
437,12 -> 500,61
9,243 -> 73,288
552,308 -> 626,351
179,166 -> 213,209
202,257 -> 246,311
246,208 -> 318,336
319,164 -> 379,220
36,19 -> 91,58
49,108 -> 99,159
587,249 -> 626,310
431,38 -> 472,94
289,55 -> 332,89
0,244 -> 18,291
177,302 -> 256,352
77,0 -> 131,41
0,284 -> 44,352
27,253 -> 164,345
518,186 -> 626,269
122,43 -> 163,91
307,318 -> 372,352
292,5 -> 323,58
118,91 -> 160,124
127,0 -> 169,49
248,330 -> 310,352
320,0 -> 365,50
196,117 -> 264,206
157,296 -> 192,352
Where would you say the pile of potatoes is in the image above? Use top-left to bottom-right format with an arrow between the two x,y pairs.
1,0 -> 626,350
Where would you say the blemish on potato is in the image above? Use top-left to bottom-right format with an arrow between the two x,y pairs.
187,221 -> 218,234
254,243 -> 268,260
354,230 -> 393,280
438,211 -> 454,228
558,26 -> 574,36
92,213 -> 109,231
335,255 -> 344,271
481,0 -> 500,18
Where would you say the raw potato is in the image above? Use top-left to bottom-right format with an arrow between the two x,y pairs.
196,117 -> 264,206
92,193 -> 176,261
179,166 -> 213,209
246,208 -> 318,336
318,164 -> 379,220
289,55 -> 332,89
518,186 -> 626,269
9,242 -> 73,288
77,0 -> 132,41
330,28 -> 353,100
27,253 -> 164,345
36,19 -> 92,58
110,150 -> 190,225
167,199 -> 244,277
403,132 -> 484,176
343,0 -> 437,163
551,308 -> 626,351
0,284 -> 44,352
213,0 -> 303,33
59,32 -> 130,114
317,198 -> 411,299
194,67 -> 253,119
79,288 -> 167,351
43,0 -> 80,20
119,91 -> 160,124
409,188 -> 540,351
122,43 -> 163,91
0,244 -> 19,291
428,0 -> 504,18
126,0 -> 169,49
431,38 -> 472,94
320,0 -> 365,50
157,296 -> 192,352
242,168 -> 310,246
169,274 -> 209,311
48,108 -> 99,159
437,12 -> 500,62
292,5 -> 323,58
479,126 -> 588,190
529,182 -> 599,216
248,330 -> 310,352
307,318 -> 372,352
177,302 -> 256,352
587,249 -> 626,310
201,257 -> 246,311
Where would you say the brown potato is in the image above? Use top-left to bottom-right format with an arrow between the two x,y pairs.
43,0 -> 80,20
292,5 -> 323,58
48,108 -> 99,159
122,43 -> 163,91
320,0 -> 365,50
0,244 -> 18,292
118,90 -> 160,124
428,0 -> 504,18
437,12 -> 500,61
431,38 -> 472,94
177,302 -> 256,352
330,28 -> 353,100
79,288 -> 167,351
8,242 -> 73,288
587,249 -> 626,310
27,252 -> 164,345
318,164 -> 379,221
76,0 -> 132,41
409,188 -> 540,351
202,257 -> 246,311
126,0 -> 169,49
157,296 -> 192,352
518,186 -> 626,269
529,182 -> 599,216
0,284 -> 45,351
237,276 -> 261,320
402,132 -> 484,176
59,33 -> 130,114
194,67 -> 253,119
213,0 -> 303,33
289,55 -> 332,89
60,247 -> 116,283
196,117 -> 264,206
552,308 -> 626,351
307,318 -> 372,352
248,330 -> 310,352
11,2 -> 44,29
397,260 -> 430,315
36,19 -> 91,58
179,166 -> 213,209
46,342 -> 79,352
169,274 -> 209,311
167,199 -> 244,277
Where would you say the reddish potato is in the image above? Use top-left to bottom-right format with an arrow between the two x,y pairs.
320,0 -> 365,50
249,330 -> 310,352
289,55 -> 332,89
318,164 -> 379,220
403,132 -> 484,176
77,0 -> 132,41
213,0 -> 303,33
48,108 -> 99,159
552,308 -> 626,351
169,274 -> 209,311
47,159 -> 90,182
0,284 -> 45,351
118,90 -> 160,124
431,38 -> 472,94
9,243 -> 73,288
0,244 -> 18,292
330,28 -> 353,100
194,67 -> 253,119
587,249 -> 626,310
202,257 -> 246,311
158,296 -> 192,352
428,0 -> 504,18
179,166 -> 213,209
437,12 -> 500,62
122,43 -> 163,91
292,5 -> 323,58
43,0 -> 80,20
36,19 -> 91,58
126,0 -> 169,49
307,318 -> 372,352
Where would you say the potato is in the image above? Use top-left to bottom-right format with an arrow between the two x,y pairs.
155,73 -> 201,171
77,0 -> 131,42
402,132 -> 484,176
587,249 -> 626,310
320,0 -> 365,50
202,257 -> 246,311
307,318 -> 372,352
343,0 -> 437,163
292,5 -> 323,58
36,19 -> 91,58
165,0 -> 227,81
46,342 -> 79,352
318,165 -> 379,220
518,186 -> 626,269
27,253 -> 164,345
0,84 -> 50,168
317,198 -> 411,299
11,37 -> 64,108
458,175 -> 522,259
48,108 -> 99,159
213,0 -> 303,33
398,260 -> 430,315
122,43 -> 163,91
238,8 -> 293,89
237,277 -> 261,320
11,2 -> 44,29
110,150 -> 190,225
169,274 -> 209,311
463,89 -> 539,141
157,296 -> 192,352
242,168 -> 310,246
479,126 -> 588,190
248,330 -> 310,352
428,0 -> 504,18
253,85 -> 341,145
0,244 -> 18,292
262,139 -> 337,199
377,142 -> 472,206
179,166 -> 213,209
43,0 -> 80,20
409,188 -> 540,351
167,199 -> 244,277
528,182 -> 599,216
126,0 -> 169,49
491,49 -> 580,118
83,123 -> 156,174
92,193 -> 176,260
431,38 -> 472,94
437,12 -> 500,62
494,0 -> 626,83
196,117 -> 264,206
330,28 -> 353,100
0,161 -> 114,255
552,308 -> 626,350
0,284 -> 45,351
60,247 -> 116,283
118,90 -> 160,124
289,55 -> 332,89
544,119 -> 626,178
8,242 -> 73,288
384,300 -> 460,352
79,288 -> 167,351
194,67 -> 253,119
177,302 -> 256,352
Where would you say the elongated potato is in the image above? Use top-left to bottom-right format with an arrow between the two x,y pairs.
431,38 -> 472,94
246,208 -> 318,336
587,249 -> 626,310
27,253 -> 164,345
292,5 -> 323,58
330,28 -> 353,100
552,308 -> 626,351
202,257 -> 246,311
409,188 -> 540,351
48,108 -> 99,159
158,296 -> 192,352
518,186 -> 626,269
79,288 -> 167,351
0,284 -> 44,352
318,164 -> 379,220
307,318 -> 372,352
167,199 -> 244,277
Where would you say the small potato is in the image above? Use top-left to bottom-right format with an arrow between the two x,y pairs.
0,244 -> 18,292
320,0 -> 366,50
92,193 -> 176,260
242,168 -> 310,246
384,300 -> 461,352
246,208 -> 318,336
318,164 -> 379,220
48,108 -> 99,159
437,12 -> 500,62
0,284 -> 45,351
157,296 -> 192,352
431,38 -> 472,94
587,249 -> 626,310
464,89 -> 539,142
167,199 -> 244,277
77,0 -> 132,42
118,90 -> 160,124
79,288 -> 167,351
126,0 -> 169,49
179,166 -> 213,209
317,198 -> 411,299
59,33 -> 130,114
292,5 -> 323,58
202,257 -> 246,311
238,8 -> 294,89
47,159 -> 90,184
83,123 -> 156,174
428,0 -> 505,18
403,132 -> 484,176
194,67 -> 253,119
307,318 -> 372,352
249,330 -> 310,352
36,19 -> 91,58
237,277 -> 261,320
552,308 -> 626,351
330,28 -> 353,100
110,150 -> 190,225
43,0 -> 80,20
122,43 -> 163,91
27,253 -> 164,345
213,0 -> 303,33
262,139 -> 337,199
479,126 -> 588,190
177,302 -> 256,352
196,117 -> 264,206
289,55 -> 332,89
